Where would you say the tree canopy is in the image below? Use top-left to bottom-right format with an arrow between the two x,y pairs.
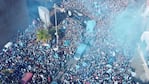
36,28 -> 51,43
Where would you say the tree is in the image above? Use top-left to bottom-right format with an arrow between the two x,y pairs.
36,28 -> 51,43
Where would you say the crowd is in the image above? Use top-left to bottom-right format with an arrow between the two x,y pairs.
0,0 -> 147,84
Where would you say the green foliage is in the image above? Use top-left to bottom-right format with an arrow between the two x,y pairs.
36,28 -> 51,43
36,26 -> 65,43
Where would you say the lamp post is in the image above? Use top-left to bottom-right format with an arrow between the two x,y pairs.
54,4 -> 59,51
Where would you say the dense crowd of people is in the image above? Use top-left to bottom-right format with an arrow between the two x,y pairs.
0,0 -> 147,84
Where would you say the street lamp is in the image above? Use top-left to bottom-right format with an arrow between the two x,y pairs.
53,4 -> 59,51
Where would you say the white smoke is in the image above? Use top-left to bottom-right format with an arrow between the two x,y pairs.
131,30 -> 149,82
141,31 -> 149,51
131,45 -> 149,82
